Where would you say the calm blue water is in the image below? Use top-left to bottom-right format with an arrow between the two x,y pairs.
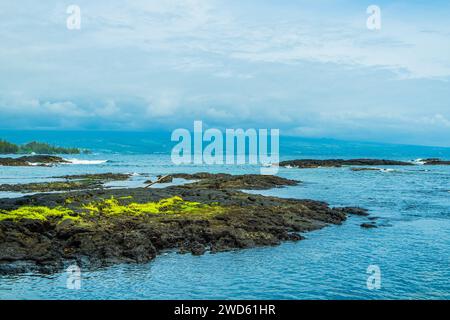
0,133 -> 449,299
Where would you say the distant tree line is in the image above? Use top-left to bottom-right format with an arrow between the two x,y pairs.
0,139 -> 89,154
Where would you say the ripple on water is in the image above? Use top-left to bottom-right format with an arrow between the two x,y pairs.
1,155 -> 450,299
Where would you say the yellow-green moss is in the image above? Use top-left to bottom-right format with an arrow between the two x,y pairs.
0,206 -> 80,222
82,196 -> 223,217
0,196 -> 223,223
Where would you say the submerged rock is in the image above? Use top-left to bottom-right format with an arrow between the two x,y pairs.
350,167 -> 382,172
360,222 -> 377,229
333,207 -> 369,216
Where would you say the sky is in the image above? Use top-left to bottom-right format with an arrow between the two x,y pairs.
0,0 -> 450,146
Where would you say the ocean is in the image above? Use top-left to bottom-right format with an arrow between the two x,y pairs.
0,131 -> 449,299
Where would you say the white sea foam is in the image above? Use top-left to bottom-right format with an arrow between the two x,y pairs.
27,162 -> 47,166
373,168 -> 400,173
412,158 -> 426,165
64,158 -> 108,165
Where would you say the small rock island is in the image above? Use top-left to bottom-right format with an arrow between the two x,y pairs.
0,173 -> 367,274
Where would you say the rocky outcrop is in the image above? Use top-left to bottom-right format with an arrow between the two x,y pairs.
279,159 -> 412,168
333,207 -> 368,216
421,158 -> 450,165
171,172 -> 299,189
0,173 -> 366,274
56,173 -> 132,181
0,173 -> 133,193
0,155 -> 69,166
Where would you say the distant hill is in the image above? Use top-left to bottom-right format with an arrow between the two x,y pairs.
1,130 -> 450,160
0,139 -> 88,155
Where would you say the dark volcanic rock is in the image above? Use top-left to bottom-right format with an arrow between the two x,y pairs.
422,158 -> 450,165
171,172 -> 299,190
157,175 -> 173,183
360,222 -> 377,229
179,241 -> 206,255
350,167 -> 382,172
0,173 -> 363,274
56,173 -> 131,181
0,155 -> 68,167
144,175 -> 174,185
334,207 -> 369,216
0,180 -> 102,193
0,158 -> 31,166
0,173 -> 133,193
18,155 -> 68,164
279,159 -> 412,168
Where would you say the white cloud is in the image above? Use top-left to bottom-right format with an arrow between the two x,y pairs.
95,100 -> 121,117
0,1 -> 450,145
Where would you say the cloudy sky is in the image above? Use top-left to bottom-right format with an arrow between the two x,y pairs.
1,0 -> 450,146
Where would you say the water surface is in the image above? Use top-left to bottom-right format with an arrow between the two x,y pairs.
0,142 -> 449,299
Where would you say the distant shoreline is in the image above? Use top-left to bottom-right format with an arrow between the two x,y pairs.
0,139 -> 89,155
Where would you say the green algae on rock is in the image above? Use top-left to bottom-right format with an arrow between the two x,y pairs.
0,206 -> 80,222
0,196 -> 223,223
81,196 -> 224,216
